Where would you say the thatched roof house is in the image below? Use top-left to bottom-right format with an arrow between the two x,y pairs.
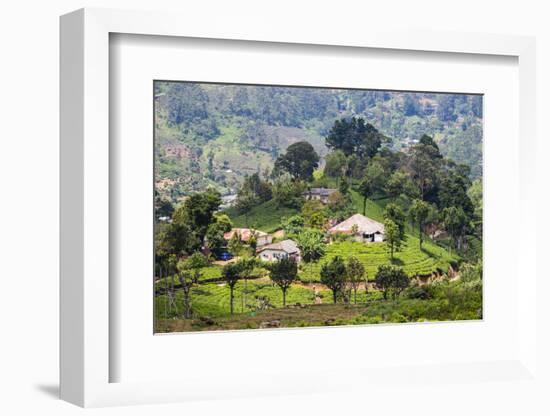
329,214 -> 385,243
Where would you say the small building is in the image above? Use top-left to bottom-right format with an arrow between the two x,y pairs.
223,228 -> 272,247
328,213 -> 385,243
303,187 -> 337,204
257,239 -> 301,263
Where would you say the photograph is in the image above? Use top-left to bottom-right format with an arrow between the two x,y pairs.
153,81 -> 483,333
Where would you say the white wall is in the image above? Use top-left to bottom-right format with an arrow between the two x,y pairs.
0,1 -> 548,415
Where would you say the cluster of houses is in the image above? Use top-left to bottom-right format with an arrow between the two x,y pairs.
222,211 -> 385,263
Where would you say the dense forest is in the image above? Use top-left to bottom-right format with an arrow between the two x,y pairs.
154,82 -> 482,203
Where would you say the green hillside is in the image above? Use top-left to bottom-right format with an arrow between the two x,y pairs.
155,82 -> 483,203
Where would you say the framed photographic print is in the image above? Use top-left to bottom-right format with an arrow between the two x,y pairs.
60,8 -> 539,409
152,80 -> 483,334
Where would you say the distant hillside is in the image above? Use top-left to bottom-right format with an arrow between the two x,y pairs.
154,82 -> 482,203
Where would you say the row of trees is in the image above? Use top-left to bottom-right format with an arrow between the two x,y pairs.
217,254 -> 411,318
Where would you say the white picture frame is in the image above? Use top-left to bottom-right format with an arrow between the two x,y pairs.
60,7 -> 538,408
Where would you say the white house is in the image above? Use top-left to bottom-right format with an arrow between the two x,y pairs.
257,239 -> 301,262
328,213 -> 385,243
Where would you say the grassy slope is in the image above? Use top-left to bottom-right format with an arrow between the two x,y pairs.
225,189 -> 458,281
155,279 -> 382,321
224,199 -> 299,233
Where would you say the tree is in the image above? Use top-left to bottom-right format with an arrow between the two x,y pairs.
467,178 -> 482,237
357,176 -> 372,216
176,258 -> 202,319
320,256 -> 347,303
205,213 -> 233,252
385,170 -> 409,200
384,219 -> 402,260
403,94 -> 420,116
408,135 -> 442,201
408,199 -> 430,249
235,173 -> 272,214
281,215 -> 305,238
267,257 -> 298,306
236,258 -> 256,312
375,265 -> 410,300
274,141 -> 319,182
173,188 -> 222,244
272,173 -> 306,208
222,262 -> 241,315
364,161 -> 387,195
228,232 -> 246,258
324,150 -> 348,180
384,203 -> 406,240
346,256 -> 365,304
325,117 -> 384,159
302,199 -> 326,229
442,206 -> 469,252
436,94 -> 457,122
295,228 -> 326,275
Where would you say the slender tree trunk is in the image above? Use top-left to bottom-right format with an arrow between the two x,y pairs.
333,290 -> 337,304
363,197 -> 367,216
230,286 -> 234,315
282,288 -> 287,307
419,223 -> 423,249
353,287 -> 357,304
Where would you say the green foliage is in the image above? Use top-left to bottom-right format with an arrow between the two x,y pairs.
346,256 -> 366,304
274,141 -> 320,181
384,219 -> 402,259
226,198 -> 299,233
375,265 -> 410,300
326,117 -> 384,159
206,213 -> 233,252
235,173 -> 272,214
298,240 -> 457,283
408,199 -> 430,248
383,203 -> 406,240
301,199 -> 326,229
442,206 -> 469,251
295,228 -> 326,265
324,150 -> 348,178
272,174 -> 306,209
281,215 -> 305,238
267,257 -> 299,306
320,256 -> 347,303
173,188 -> 222,243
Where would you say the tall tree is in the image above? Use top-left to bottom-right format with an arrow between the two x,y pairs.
267,257 -> 298,306
176,258 -> 202,319
384,219 -> 402,260
357,176 -> 372,216
274,141 -> 320,181
408,135 -> 442,201
222,262 -> 241,315
205,213 -> 233,252
325,117 -> 385,159
408,199 -> 430,249
320,256 -> 347,303
346,256 -> 365,304
375,265 -> 410,300
173,188 -> 222,244
442,206 -> 469,252
295,228 -> 326,275
384,203 -> 406,240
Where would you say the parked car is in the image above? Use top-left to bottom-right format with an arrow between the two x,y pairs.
215,250 -> 233,261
